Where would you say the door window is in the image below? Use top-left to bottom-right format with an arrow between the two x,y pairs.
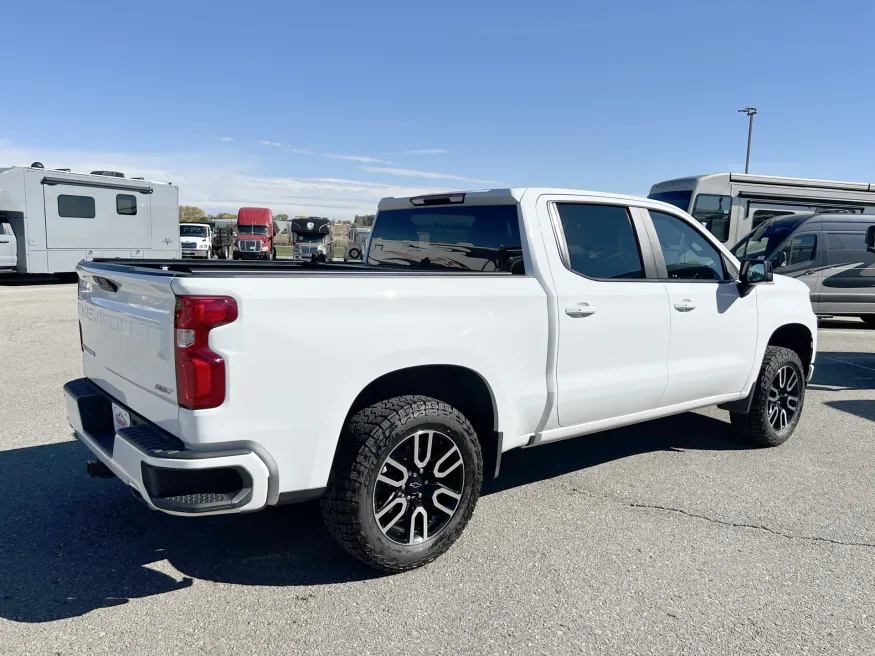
649,210 -> 726,281
554,204 -> 644,279
775,234 -> 817,267
827,233 -> 875,266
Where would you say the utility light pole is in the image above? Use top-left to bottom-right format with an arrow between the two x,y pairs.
738,107 -> 757,174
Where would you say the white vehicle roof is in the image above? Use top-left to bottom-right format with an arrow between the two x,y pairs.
652,172 -> 875,193
378,187 -> 684,216
0,165 -> 176,188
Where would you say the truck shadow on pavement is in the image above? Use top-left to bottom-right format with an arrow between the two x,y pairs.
0,411 -> 745,623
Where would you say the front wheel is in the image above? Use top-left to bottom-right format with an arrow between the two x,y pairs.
348,247 -> 361,260
321,396 -> 483,573
730,346 -> 805,447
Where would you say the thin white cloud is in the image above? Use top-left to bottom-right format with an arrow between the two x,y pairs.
406,148 -> 448,155
284,147 -> 313,155
325,153 -> 393,165
0,141 -> 444,219
361,166 -> 496,184
257,140 -> 283,147
219,137 -> 234,142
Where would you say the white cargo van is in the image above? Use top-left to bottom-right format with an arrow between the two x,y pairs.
0,165 -> 180,275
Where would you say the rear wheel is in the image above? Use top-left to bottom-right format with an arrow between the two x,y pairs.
859,315 -> 875,328
321,395 -> 483,573
730,346 -> 805,447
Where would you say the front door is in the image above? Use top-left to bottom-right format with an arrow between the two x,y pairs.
549,202 -> 671,427
645,209 -> 758,408
771,231 -> 823,310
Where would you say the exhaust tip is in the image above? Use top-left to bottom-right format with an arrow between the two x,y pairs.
86,460 -> 115,479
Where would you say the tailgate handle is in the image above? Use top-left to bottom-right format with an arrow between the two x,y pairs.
94,276 -> 119,293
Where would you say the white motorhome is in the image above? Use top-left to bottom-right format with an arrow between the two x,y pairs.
0,165 -> 179,275
648,173 -> 875,247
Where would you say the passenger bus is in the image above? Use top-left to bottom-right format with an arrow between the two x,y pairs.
648,173 -> 875,246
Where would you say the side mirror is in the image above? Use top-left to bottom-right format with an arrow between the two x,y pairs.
739,258 -> 773,285
771,250 -> 786,268
866,225 -> 875,254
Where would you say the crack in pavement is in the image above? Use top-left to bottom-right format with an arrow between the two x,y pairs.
569,487 -> 875,549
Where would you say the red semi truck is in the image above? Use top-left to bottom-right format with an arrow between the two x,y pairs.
233,207 -> 276,260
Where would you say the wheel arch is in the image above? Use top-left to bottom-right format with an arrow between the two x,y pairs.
768,322 -> 814,372
343,364 -> 502,480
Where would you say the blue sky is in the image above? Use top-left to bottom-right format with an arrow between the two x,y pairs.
1,0 -> 873,218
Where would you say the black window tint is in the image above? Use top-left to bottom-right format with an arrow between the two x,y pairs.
650,210 -> 726,281
116,194 -> 137,215
555,204 -> 643,279
367,205 -> 523,273
777,234 -> 817,266
647,190 -> 692,211
827,233 -> 875,266
57,195 -> 96,219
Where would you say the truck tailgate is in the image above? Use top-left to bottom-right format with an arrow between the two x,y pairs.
77,263 -> 180,432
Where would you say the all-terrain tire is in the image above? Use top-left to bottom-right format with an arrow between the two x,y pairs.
730,346 -> 805,447
321,395 -> 483,573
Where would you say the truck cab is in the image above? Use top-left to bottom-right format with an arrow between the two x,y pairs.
179,223 -> 213,259
233,207 -> 275,260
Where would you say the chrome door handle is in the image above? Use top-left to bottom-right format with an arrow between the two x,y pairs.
673,299 -> 697,312
0,239 -> 8,243
565,303 -> 597,318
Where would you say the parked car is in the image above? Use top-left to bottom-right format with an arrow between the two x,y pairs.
66,187 -> 817,573
732,212 -> 875,324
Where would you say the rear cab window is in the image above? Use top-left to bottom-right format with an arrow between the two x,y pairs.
367,204 -> 524,273
554,204 -> 644,279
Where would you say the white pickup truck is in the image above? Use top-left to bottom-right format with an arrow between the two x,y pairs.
65,188 -> 817,572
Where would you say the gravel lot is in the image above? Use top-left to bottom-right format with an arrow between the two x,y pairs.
1,281 -> 873,655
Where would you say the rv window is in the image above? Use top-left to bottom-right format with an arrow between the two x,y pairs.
116,194 -> 138,215
752,210 -> 797,229
57,195 -> 96,219
647,190 -> 692,212
691,194 -> 731,243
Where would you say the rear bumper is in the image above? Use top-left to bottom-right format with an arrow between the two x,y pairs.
63,378 -> 270,516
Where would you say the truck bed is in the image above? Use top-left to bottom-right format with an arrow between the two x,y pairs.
85,258 -> 517,277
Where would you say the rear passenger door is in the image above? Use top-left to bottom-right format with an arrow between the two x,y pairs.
547,202 -> 671,428
643,209 -> 758,407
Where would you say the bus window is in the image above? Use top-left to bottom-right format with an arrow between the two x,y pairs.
647,190 -> 692,212
691,194 -> 731,242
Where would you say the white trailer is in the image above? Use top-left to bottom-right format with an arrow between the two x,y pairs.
0,165 -> 180,275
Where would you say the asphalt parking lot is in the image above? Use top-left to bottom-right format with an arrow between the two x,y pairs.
1,281 -> 873,655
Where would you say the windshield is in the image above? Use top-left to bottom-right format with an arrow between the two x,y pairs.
368,205 -> 523,273
648,190 -> 692,211
180,224 -> 209,237
238,224 -> 269,235
295,234 -> 325,244
732,215 -> 808,260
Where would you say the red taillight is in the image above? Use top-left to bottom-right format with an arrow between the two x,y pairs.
174,296 -> 238,410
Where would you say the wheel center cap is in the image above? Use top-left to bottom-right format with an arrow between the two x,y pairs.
407,473 -> 424,491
